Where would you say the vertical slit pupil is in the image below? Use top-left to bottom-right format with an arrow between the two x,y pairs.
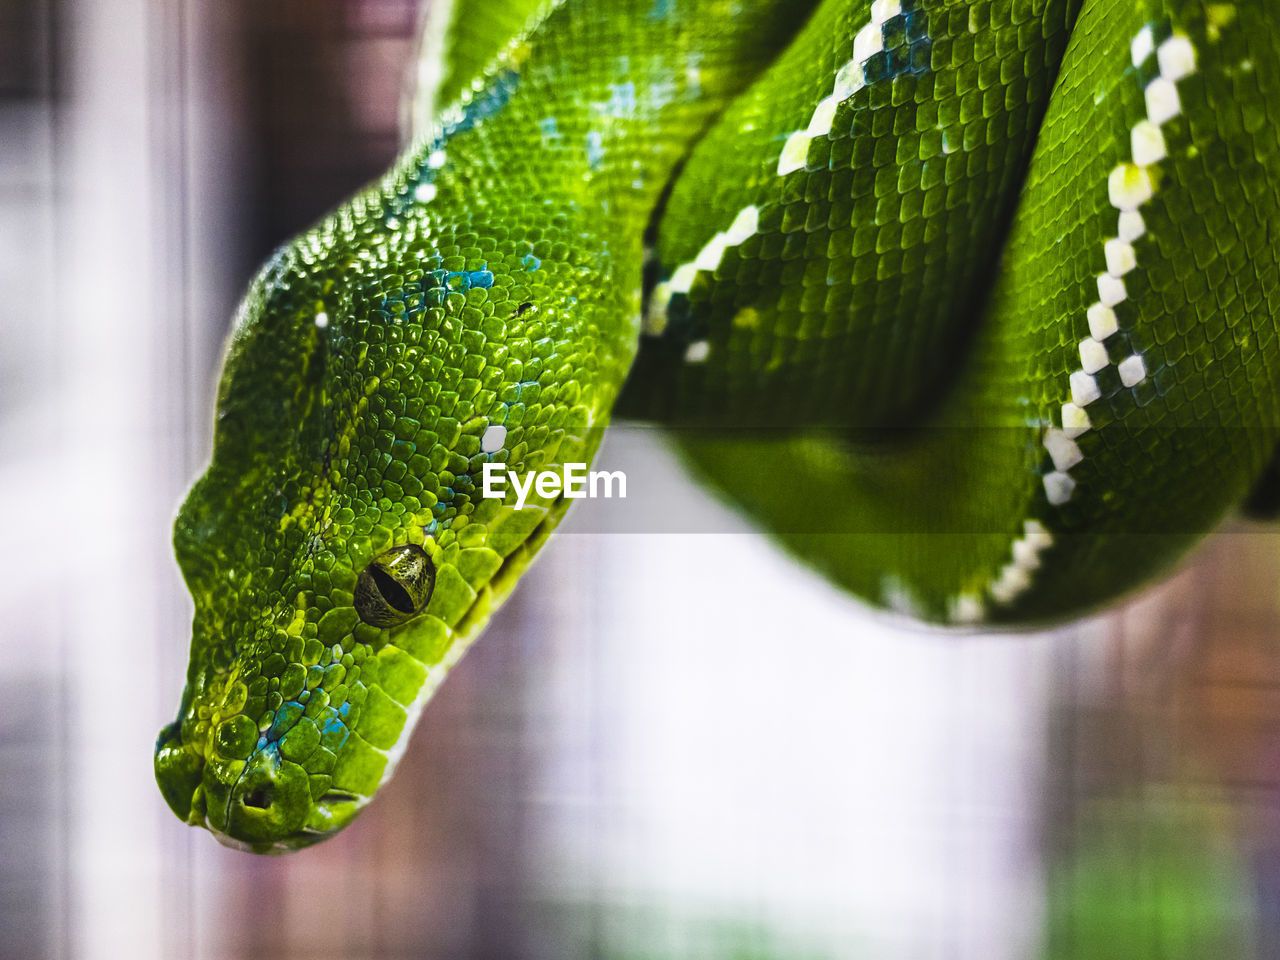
370,564 -> 415,614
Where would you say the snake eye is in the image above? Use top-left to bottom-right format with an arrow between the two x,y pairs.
354,544 -> 435,627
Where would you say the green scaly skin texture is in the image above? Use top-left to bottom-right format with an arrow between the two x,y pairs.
155,0 -> 811,850
158,0 -> 1280,849
670,0 -> 1280,622
621,0 -> 1081,426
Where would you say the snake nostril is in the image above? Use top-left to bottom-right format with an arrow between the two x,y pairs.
242,785 -> 274,809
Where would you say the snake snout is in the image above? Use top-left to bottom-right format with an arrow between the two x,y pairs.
156,715 -> 343,851
205,748 -> 310,848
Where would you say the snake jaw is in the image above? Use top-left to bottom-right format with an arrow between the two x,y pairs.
153,720 -> 204,823
204,745 -> 318,851
155,700 -> 370,852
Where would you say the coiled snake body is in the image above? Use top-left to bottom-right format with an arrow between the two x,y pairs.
155,0 -> 1280,849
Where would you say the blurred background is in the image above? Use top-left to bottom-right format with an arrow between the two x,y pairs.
3,0 -> 1280,957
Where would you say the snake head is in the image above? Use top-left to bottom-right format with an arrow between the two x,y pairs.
156,195 -> 630,851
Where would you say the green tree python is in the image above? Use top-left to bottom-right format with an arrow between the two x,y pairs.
155,0 -> 1280,850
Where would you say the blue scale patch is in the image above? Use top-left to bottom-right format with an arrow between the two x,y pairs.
870,3 -> 932,83
605,81 -> 637,117
319,716 -> 349,752
391,69 -> 522,218
447,68 -> 520,137
586,130 -> 606,171
411,258 -> 497,307
266,701 -> 305,742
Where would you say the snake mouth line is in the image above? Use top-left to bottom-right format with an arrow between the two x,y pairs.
203,788 -> 367,853
316,789 -> 361,804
